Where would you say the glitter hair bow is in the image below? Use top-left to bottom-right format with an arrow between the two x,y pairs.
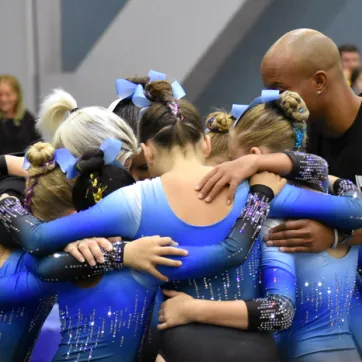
131,70 -> 186,119
233,90 -> 306,150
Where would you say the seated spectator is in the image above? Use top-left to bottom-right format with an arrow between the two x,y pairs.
0,74 -> 39,154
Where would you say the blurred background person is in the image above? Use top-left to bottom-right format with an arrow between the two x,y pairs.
351,66 -> 362,95
338,43 -> 361,86
0,75 -> 39,154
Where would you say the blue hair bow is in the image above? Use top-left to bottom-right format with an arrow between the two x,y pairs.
23,138 -> 124,179
23,148 -> 76,176
132,70 -> 186,119
231,104 -> 249,121
113,69 -> 168,108
233,90 -> 280,127
66,138 -> 124,179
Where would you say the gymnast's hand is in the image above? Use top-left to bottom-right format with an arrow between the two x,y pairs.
264,219 -> 334,253
124,236 -> 188,282
158,290 -> 196,330
65,237 -> 117,266
195,154 -> 260,204
0,193 -> 17,201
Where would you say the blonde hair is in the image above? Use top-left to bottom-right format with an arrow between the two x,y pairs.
36,89 -> 138,165
0,74 -> 26,123
25,142 -> 74,221
205,111 -> 233,160
232,91 -> 309,152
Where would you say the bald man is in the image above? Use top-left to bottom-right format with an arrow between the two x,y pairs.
262,29 -> 362,361
262,29 -> 362,178
260,30 -> 362,244
198,29 -> 362,250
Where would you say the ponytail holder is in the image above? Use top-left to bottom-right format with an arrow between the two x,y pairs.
294,123 -> 306,150
233,90 -> 280,127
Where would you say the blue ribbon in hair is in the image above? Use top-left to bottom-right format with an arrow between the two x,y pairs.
233,90 -> 280,127
131,70 -> 186,119
115,69 -> 167,104
233,89 -> 305,150
23,138 -> 124,179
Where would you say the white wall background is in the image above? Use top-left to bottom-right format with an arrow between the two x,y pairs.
1,0 -> 362,116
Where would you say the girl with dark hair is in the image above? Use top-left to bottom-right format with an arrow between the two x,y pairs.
109,75 -> 151,181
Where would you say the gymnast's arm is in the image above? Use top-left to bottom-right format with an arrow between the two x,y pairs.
158,221 -> 296,332
2,172 -> 362,256
269,182 -> 362,230
243,223 -> 296,332
0,154 -> 26,178
0,255 -> 55,307
36,186 -> 275,282
0,176 -> 26,249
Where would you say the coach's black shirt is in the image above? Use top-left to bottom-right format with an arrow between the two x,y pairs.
307,96 -> 362,182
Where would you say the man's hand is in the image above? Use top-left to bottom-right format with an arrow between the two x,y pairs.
264,219 -> 334,253
195,155 -> 260,204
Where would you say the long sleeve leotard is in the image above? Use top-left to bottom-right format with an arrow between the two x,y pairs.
272,179 -> 362,361
0,178 -> 362,257
0,250 -> 55,362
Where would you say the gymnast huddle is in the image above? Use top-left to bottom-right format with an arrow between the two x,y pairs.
2,34 -> 362,362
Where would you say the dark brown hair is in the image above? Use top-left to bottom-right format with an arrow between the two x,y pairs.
112,76 -> 150,136
139,81 -> 203,149
351,66 -> 362,88
73,150 -> 135,211
338,43 -> 360,55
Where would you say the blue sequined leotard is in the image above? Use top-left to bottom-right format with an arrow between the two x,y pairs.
2,178 -> 362,361
266,219 -> 360,362
1,183 -> 275,362
0,250 -> 55,362
270,179 -> 362,362
350,247 -> 362,359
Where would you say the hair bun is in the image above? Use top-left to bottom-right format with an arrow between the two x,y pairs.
206,112 -> 233,133
76,150 -> 105,175
73,166 -> 135,211
26,142 -> 56,167
145,80 -> 173,103
277,91 -> 310,123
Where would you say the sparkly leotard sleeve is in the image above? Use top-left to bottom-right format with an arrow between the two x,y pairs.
243,220 -> 296,332
1,177 -> 362,255
35,185 -> 273,282
0,253 -> 54,306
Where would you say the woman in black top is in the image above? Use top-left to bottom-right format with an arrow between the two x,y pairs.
0,74 -> 39,154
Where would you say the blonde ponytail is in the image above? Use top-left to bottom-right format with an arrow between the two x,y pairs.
36,89 -> 77,142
